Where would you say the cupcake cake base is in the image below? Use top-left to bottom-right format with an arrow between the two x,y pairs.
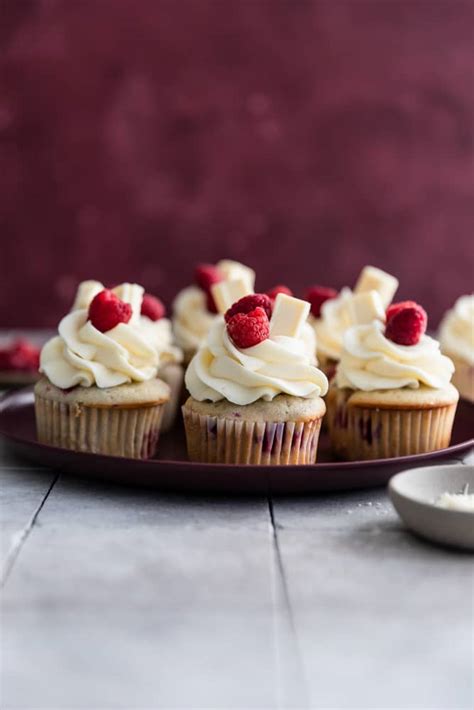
182,394 -> 326,465
445,353 -> 474,403
35,377 -> 170,459
159,363 -> 185,433
327,384 -> 459,460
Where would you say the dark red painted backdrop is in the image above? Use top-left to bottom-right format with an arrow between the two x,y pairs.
1,0 -> 473,327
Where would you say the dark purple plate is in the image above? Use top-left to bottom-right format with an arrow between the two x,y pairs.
0,387 -> 472,494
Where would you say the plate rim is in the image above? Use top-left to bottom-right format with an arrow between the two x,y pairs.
1,386 -> 472,472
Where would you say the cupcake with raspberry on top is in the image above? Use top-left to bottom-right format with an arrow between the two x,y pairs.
307,266 -> 399,379
183,283 -> 328,465
327,296 -> 458,460
172,259 -> 255,365
35,282 -> 170,458
139,292 -> 184,431
71,281 -> 184,431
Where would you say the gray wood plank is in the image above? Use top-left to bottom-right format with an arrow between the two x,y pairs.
272,490 -> 474,709
1,474 -> 305,709
2,609 -> 279,709
0,466 -> 57,576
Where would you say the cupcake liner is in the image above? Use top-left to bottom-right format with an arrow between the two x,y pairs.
35,395 -> 165,459
327,388 -> 457,460
159,364 -> 185,433
182,409 -> 323,465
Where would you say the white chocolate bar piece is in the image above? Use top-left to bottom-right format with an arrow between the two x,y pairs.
270,294 -> 310,339
71,280 -> 104,311
113,283 -> 145,323
211,278 -> 252,314
348,291 -> 385,325
216,259 -> 256,292
354,266 -> 398,308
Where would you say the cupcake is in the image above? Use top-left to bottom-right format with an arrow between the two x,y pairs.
172,259 -> 255,364
183,286 -> 328,465
439,295 -> 474,403
72,282 -> 184,432
139,293 -> 184,432
307,266 -> 399,378
327,296 -> 458,460
35,283 -> 170,458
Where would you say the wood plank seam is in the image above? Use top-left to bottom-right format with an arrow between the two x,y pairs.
268,495 -> 310,708
1,472 -> 59,589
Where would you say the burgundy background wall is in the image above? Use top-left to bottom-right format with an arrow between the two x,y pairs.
1,0 -> 473,328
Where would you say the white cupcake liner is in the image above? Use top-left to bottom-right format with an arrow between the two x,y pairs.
182,409 -> 323,465
35,395 -> 165,459
327,388 -> 457,460
159,364 -> 185,433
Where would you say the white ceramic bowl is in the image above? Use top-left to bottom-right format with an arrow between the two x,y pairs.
389,464 -> 474,550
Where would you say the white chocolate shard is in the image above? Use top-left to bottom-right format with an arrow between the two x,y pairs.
211,278 -> 252,314
354,266 -> 398,308
348,291 -> 386,325
71,280 -> 104,311
112,283 -> 145,323
270,294 -> 310,339
216,259 -> 256,292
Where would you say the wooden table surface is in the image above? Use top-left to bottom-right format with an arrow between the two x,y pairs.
1,381 -> 473,709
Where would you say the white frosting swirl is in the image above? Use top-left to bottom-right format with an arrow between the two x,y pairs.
336,321 -> 454,391
139,316 -> 183,368
302,321 -> 317,364
439,295 -> 474,366
172,286 -> 217,352
312,287 -> 354,361
40,283 -> 159,389
186,319 -> 328,405
172,261 -> 255,353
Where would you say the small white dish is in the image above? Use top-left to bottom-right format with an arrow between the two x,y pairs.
389,464 -> 474,550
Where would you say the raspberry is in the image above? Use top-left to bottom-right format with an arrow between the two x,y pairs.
141,293 -> 166,321
385,302 -> 427,346
224,293 -> 273,322
0,340 -> 40,372
266,284 -> 293,300
226,307 -> 270,348
195,263 -> 223,293
88,289 -> 132,333
305,285 -> 338,318
206,290 -> 219,314
386,300 -> 420,323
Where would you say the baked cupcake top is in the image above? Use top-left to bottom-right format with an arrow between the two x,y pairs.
308,266 -> 399,361
41,282 -> 160,389
185,289 -> 328,406
172,259 -> 255,352
439,294 -> 474,366
336,299 -> 455,392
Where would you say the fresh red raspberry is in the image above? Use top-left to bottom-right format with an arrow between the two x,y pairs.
224,293 -> 273,322
88,289 -> 132,333
226,307 -> 270,348
305,285 -> 338,318
195,263 -> 223,293
0,340 -> 40,371
266,284 -> 293,300
386,300 -> 420,323
385,302 -> 427,346
141,293 -> 166,321
205,290 -> 219,314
